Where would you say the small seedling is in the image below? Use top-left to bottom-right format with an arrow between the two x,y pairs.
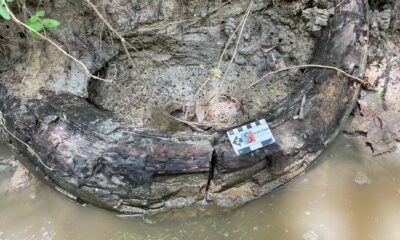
25,10 -> 60,38
0,0 -> 13,20
266,84 -> 277,93
210,68 -> 222,78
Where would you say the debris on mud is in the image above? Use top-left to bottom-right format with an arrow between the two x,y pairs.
345,0 -> 400,155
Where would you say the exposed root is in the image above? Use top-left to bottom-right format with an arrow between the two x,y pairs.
4,2 -> 112,83
246,64 -> 368,90
194,1 -> 254,101
159,108 -> 212,132
187,1 -> 253,123
219,0 -> 254,89
293,94 -> 306,120
83,0 -> 138,72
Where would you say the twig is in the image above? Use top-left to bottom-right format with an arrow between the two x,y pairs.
294,94 -> 306,120
219,0 -> 253,89
217,1 -> 253,70
83,0 -> 138,71
246,64 -> 368,90
193,1 -> 254,101
4,2 -> 112,83
160,108 -> 212,132
0,115 -> 54,171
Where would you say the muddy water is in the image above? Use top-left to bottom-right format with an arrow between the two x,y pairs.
1,134 -> 400,240
0,144 -> 14,196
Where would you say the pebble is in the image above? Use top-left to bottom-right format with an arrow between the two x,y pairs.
354,171 -> 372,185
303,230 -> 319,240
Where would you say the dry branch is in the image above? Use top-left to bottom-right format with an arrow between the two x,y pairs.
83,0 -> 138,71
246,64 -> 368,90
193,1 -> 255,101
219,1 -> 253,89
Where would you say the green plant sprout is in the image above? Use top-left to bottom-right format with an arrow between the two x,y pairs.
210,68 -> 222,78
0,0 -> 13,20
266,84 -> 277,93
24,10 -> 60,38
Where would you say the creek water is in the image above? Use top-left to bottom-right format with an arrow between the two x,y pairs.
1,134 -> 400,240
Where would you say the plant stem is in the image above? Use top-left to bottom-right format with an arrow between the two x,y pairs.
246,64 -> 367,90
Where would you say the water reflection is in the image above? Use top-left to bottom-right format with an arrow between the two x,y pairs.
1,134 -> 400,240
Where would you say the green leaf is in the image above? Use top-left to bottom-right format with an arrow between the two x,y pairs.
30,15 -> 38,22
42,18 -> 60,28
35,10 -> 45,17
28,21 -> 43,32
0,4 -> 10,20
6,0 -> 14,2
266,85 -> 277,93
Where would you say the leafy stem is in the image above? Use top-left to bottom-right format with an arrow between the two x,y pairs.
24,10 -> 60,38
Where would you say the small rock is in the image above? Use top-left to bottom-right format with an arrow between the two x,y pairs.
111,175 -> 126,187
303,230 -> 319,240
354,171 -> 371,185
302,7 -> 334,34
196,93 -> 244,129
9,164 -> 32,191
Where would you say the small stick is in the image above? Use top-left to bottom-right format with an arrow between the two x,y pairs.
246,64 -> 368,90
219,0 -> 253,89
298,94 -> 306,120
4,2 -> 112,83
193,1 -> 255,102
83,0 -> 138,71
160,108 -> 212,132
217,1 -> 254,70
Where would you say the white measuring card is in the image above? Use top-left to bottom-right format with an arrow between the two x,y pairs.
227,119 -> 275,155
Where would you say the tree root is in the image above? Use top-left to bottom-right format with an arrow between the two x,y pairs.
246,64 -> 368,90
83,0 -> 138,72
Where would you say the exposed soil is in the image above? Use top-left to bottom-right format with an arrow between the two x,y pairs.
0,0 -> 335,131
88,0 -> 333,130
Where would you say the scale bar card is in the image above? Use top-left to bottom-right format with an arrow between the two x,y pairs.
227,119 -> 275,155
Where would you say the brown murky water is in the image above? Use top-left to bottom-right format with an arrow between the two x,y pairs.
1,134 -> 400,240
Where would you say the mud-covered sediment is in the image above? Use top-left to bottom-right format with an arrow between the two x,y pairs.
0,0 -> 337,130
